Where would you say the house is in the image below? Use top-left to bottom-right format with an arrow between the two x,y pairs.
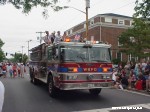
65,13 -> 133,62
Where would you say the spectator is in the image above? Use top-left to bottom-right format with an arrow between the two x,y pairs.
17,63 -> 21,77
141,59 -> 147,74
7,63 -> 13,78
50,31 -> 55,43
135,72 -> 144,90
128,70 -> 136,89
2,63 -> 7,78
112,68 -> 118,82
144,61 -> 150,92
0,81 -> 4,112
12,63 -> 17,78
118,62 -> 123,74
121,74 -> 129,89
44,31 -> 51,45
134,63 -> 142,79
130,61 -> 135,70
124,61 -> 131,78
54,31 -> 62,45
62,31 -> 67,41
114,73 -> 124,90
20,63 -> 26,78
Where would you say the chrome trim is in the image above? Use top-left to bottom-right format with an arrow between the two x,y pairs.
58,82 -> 113,90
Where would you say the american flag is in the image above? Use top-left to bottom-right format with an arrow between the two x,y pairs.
74,34 -> 80,40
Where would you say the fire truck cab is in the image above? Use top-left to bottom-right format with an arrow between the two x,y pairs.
29,40 -> 113,97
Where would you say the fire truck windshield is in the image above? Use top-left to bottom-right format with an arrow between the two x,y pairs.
60,45 -> 111,63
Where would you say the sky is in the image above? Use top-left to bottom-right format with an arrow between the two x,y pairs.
0,0 -> 137,58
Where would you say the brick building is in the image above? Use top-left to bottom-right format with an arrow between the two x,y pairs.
65,13 -> 133,62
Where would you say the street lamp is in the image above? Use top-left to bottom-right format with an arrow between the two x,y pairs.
64,0 -> 90,40
27,40 -> 32,59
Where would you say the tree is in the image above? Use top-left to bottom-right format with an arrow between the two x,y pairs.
10,52 -> 28,63
0,0 -> 69,17
118,0 -> 150,61
134,0 -> 150,19
0,38 -> 5,62
118,18 -> 150,60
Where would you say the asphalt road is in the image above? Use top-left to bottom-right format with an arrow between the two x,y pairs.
0,69 -> 150,112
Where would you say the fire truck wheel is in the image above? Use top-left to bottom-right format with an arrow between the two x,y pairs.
89,89 -> 101,96
48,75 -> 58,97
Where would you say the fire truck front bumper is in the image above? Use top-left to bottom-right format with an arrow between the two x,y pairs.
58,80 -> 114,90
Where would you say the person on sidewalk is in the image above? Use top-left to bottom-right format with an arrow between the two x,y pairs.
20,63 -> 26,78
12,63 -> 17,78
2,63 -> 7,78
0,81 -> 4,112
7,63 -> 13,78
144,61 -> 150,92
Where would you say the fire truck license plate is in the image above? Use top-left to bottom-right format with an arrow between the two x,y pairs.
102,83 -> 108,87
88,84 -> 94,88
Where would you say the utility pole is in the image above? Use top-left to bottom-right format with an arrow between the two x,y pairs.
64,0 -> 90,40
36,32 -> 45,44
85,0 -> 90,40
21,46 -> 25,62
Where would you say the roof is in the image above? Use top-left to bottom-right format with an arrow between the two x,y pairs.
99,13 -> 132,19
65,13 -> 132,32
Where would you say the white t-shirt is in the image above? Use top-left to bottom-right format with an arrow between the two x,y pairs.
54,35 -> 62,44
0,81 -> 4,112
112,71 -> 118,81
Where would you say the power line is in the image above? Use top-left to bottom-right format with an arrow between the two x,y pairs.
108,1 -> 135,12
60,0 -> 135,32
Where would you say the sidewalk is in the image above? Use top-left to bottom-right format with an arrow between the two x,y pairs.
127,88 -> 150,95
111,86 -> 150,95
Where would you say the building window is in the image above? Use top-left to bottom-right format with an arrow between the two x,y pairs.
118,20 -> 124,25
90,19 -> 94,25
130,20 -> 134,26
116,52 -> 122,61
118,38 -> 122,46
105,17 -> 112,23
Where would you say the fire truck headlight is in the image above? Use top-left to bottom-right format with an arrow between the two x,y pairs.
103,68 -> 108,72
68,67 -> 78,72
106,76 -> 110,79
67,75 -> 78,80
102,75 -> 111,79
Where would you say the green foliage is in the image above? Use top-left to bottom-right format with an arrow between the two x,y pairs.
118,18 -> 150,60
118,0 -> 150,61
112,58 -> 120,64
134,0 -> 150,18
10,53 -> 28,63
0,38 -> 5,61
0,0 -> 69,17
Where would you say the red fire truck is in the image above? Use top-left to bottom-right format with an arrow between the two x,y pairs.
29,40 -> 113,97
